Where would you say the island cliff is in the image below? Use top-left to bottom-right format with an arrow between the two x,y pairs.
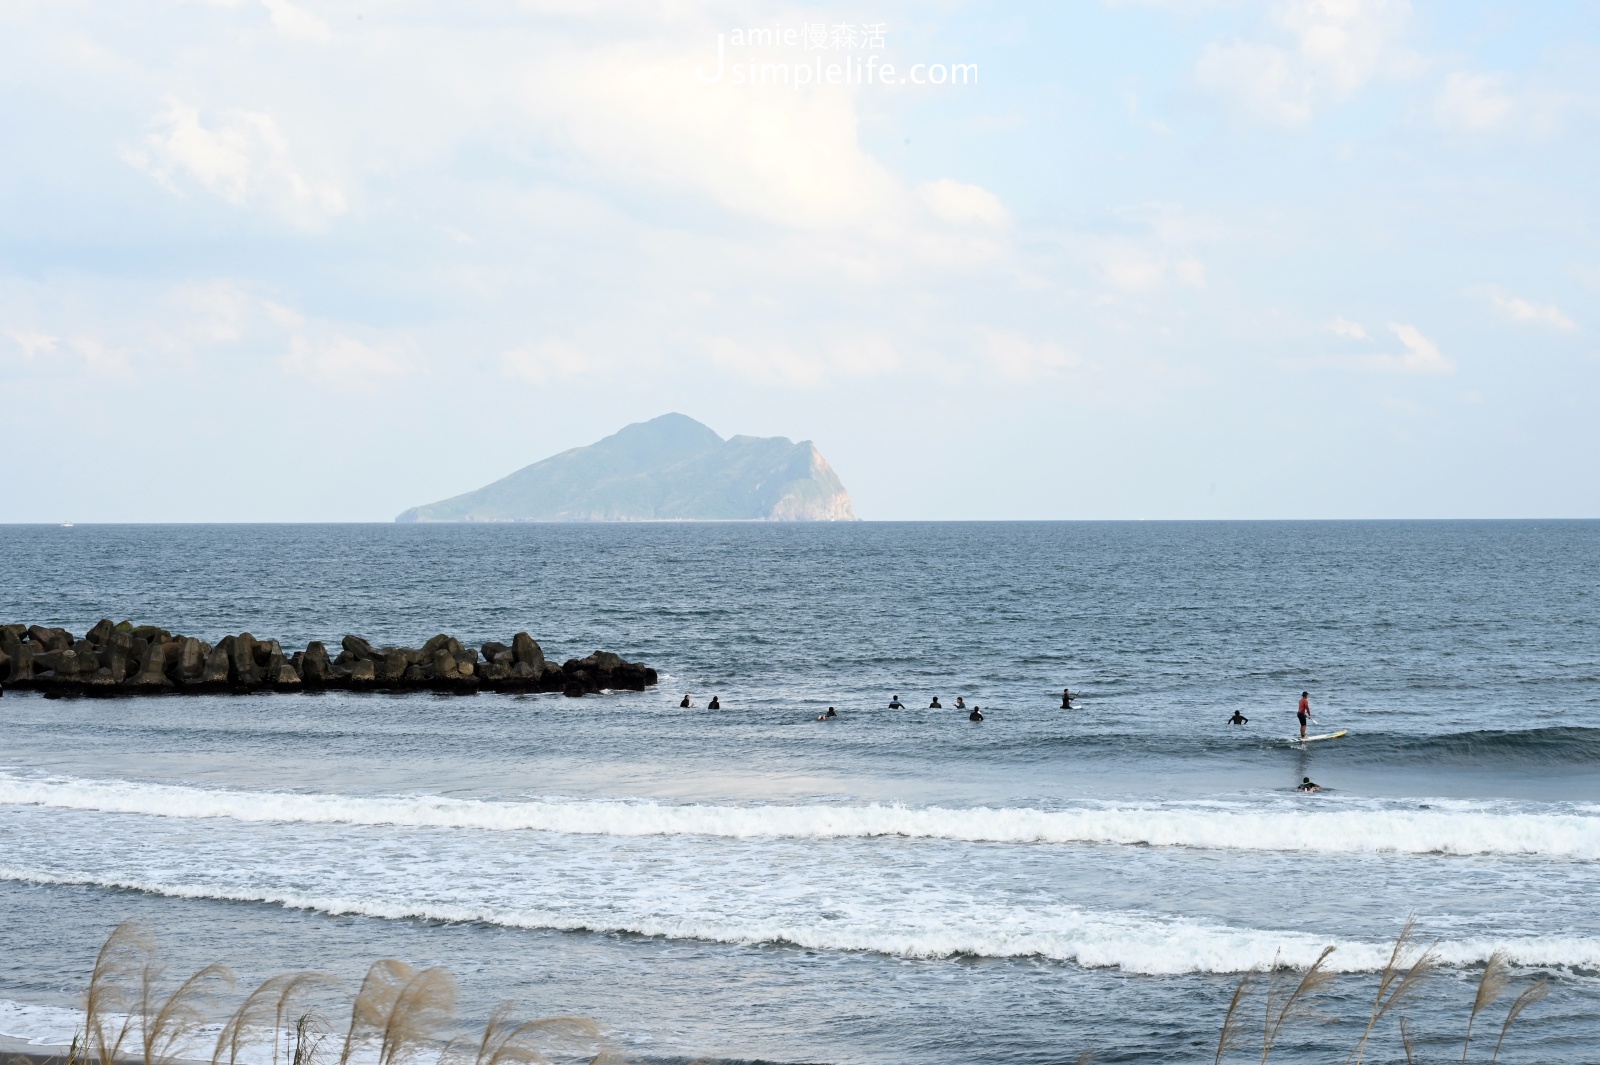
397,413 -> 856,522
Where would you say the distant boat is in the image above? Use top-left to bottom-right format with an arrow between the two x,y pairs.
61,522 -> 74,528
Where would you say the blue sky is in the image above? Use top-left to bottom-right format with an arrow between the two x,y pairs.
1,0 -> 1596,521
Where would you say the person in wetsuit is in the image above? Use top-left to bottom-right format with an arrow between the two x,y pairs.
708,696 -> 721,710
1297,776 -> 1321,792
969,706 -> 984,722
1061,688 -> 1074,709
680,694 -> 693,708
889,695 -> 905,709
1229,710 -> 1249,726
929,696 -> 942,708
954,697 -> 966,710
817,706 -> 838,720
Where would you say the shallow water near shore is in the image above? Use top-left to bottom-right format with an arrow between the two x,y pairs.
1,520 -> 1598,1062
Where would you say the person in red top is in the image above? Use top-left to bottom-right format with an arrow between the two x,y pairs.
1297,691 -> 1311,738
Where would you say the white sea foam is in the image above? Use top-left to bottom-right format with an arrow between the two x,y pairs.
2,864 -> 1596,976
0,1000 -> 378,1065
1,771 -> 1596,860
0,999 -> 83,1048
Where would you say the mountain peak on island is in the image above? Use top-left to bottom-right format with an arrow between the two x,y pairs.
396,414 -> 857,523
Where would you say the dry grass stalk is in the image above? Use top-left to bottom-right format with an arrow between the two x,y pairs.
456,1005 -> 600,1065
136,959 -> 235,1065
84,922 -> 155,1065
1346,917 -> 1438,1065
290,1009 -> 332,1065
1460,950 -> 1510,1064
338,960 -> 418,1065
1214,972 -> 1256,1065
464,1005 -> 616,1065
70,927 -> 618,1065
1489,978 -> 1549,1065
1260,946 -> 1337,1064
376,967 -> 457,1065
214,974 -> 293,1065
1075,1051 -> 1094,1065
212,972 -> 339,1065
272,974 -> 340,1065
1399,1016 -> 1416,1065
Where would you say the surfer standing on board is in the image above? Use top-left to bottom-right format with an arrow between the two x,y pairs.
1297,691 -> 1310,739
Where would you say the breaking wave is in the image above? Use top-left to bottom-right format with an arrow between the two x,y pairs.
1,771 -> 1597,860
2,865 -> 1595,976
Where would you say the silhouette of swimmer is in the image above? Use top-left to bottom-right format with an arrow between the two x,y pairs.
929,696 -> 942,709
969,706 -> 984,722
1061,688 -> 1074,709
889,694 -> 905,709
679,694 -> 693,708
708,696 -> 721,710
1297,776 -> 1321,793
1229,710 -> 1249,726
954,697 -> 966,710
817,706 -> 838,720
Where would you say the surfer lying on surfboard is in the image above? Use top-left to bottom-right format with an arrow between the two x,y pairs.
1297,776 -> 1321,793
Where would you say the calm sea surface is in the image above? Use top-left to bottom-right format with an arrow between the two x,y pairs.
1,521 -> 1597,1063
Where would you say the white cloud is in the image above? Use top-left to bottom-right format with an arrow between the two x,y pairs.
6,330 -> 60,359
1196,0 -> 1416,127
706,337 -> 826,387
1300,322 -> 1453,374
522,43 -> 901,232
1101,241 -> 1207,291
1490,294 -> 1576,331
70,336 -> 134,377
1434,72 -> 1514,132
281,335 -> 409,387
978,328 -> 1079,382
260,0 -> 330,44
705,333 -> 901,387
502,340 -> 591,383
125,98 -> 346,227
829,335 -> 899,376
916,179 -> 1009,227
1386,322 -> 1451,373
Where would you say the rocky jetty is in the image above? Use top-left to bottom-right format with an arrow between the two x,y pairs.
0,620 -> 656,699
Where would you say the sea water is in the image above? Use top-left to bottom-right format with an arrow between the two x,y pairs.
0,521 -> 1596,1063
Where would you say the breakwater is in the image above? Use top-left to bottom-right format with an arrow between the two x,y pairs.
0,620 -> 656,697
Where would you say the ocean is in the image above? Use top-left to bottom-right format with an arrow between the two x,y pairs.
0,520 -> 1596,1063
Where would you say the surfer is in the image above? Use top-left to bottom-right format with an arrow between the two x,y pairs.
954,696 -> 966,710
1061,688 -> 1074,709
708,696 -> 721,710
969,706 -> 984,722
889,695 -> 905,709
679,694 -> 693,708
1228,710 -> 1248,726
1297,776 -> 1321,793
1297,691 -> 1310,739
929,696 -> 942,708
817,706 -> 838,720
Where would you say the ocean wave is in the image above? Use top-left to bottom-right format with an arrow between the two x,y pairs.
996,725 -> 1600,765
1385,726 -> 1600,765
1,772 -> 1596,860
2,865 -> 1595,976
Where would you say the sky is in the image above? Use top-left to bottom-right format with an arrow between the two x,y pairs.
1,0 -> 1596,522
